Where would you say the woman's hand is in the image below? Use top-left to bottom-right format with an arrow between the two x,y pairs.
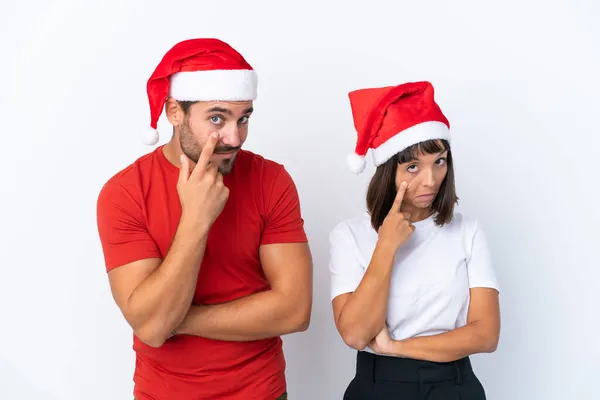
369,325 -> 395,355
377,181 -> 415,252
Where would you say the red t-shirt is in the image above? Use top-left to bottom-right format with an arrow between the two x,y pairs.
96,146 -> 308,400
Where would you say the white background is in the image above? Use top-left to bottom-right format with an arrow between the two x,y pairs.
1,0 -> 599,399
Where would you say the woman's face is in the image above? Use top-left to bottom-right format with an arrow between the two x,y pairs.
395,148 -> 449,210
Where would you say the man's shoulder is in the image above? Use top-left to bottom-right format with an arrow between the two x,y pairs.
236,149 -> 294,185
105,149 -> 158,185
97,148 -> 160,205
238,149 -> 285,171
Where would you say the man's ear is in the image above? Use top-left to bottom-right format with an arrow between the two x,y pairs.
165,97 -> 184,127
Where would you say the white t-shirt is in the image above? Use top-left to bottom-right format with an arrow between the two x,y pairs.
329,211 -> 499,353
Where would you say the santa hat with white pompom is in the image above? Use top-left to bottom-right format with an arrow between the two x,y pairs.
143,38 -> 258,145
346,81 -> 451,174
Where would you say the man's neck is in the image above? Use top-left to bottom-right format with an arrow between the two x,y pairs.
162,137 -> 187,168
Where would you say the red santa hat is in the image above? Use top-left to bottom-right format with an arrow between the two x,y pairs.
143,38 -> 258,145
346,81 -> 450,174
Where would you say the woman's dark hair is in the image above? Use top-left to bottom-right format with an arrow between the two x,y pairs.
366,139 -> 457,231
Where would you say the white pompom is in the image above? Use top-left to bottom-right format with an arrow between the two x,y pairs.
346,153 -> 366,174
142,127 -> 159,146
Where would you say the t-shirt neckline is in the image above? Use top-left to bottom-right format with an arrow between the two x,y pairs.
156,145 -> 179,174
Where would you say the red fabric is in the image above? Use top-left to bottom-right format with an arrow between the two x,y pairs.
96,147 -> 307,400
146,38 -> 254,129
348,81 -> 449,157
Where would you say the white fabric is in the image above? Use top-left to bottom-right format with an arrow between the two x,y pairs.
169,69 -> 258,101
328,211 -> 499,354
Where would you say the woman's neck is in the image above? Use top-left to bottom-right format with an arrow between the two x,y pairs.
399,204 -> 434,223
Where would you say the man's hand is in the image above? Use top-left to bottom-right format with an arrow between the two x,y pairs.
105,135 -> 231,348
178,132 -> 229,233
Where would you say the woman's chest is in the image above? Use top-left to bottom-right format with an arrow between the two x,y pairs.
356,230 -> 470,296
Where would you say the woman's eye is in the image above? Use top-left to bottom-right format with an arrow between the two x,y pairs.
407,165 -> 418,173
436,158 -> 446,165
210,116 -> 223,124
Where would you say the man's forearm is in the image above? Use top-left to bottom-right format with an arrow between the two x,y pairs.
387,321 -> 498,363
176,289 -> 310,341
128,222 -> 207,346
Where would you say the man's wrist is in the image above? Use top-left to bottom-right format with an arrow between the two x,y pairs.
175,304 -> 205,336
177,216 -> 210,243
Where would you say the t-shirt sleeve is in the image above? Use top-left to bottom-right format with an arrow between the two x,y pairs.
466,223 -> 500,291
260,166 -> 308,245
329,222 -> 366,301
96,181 -> 161,272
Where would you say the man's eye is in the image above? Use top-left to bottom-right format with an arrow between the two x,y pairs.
211,116 -> 223,124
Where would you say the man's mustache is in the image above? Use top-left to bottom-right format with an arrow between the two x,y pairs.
214,145 -> 240,154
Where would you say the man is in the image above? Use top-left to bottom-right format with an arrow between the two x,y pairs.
96,38 -> 313,400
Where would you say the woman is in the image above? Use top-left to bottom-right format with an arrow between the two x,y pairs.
329,81 -> 500,399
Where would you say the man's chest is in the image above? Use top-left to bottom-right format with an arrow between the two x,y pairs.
145,183 -> 269,303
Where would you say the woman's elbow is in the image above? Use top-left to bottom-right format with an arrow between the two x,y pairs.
482,333 -> 499,353
340,330 -> 370,351
487,338 -> 499,353
473,319 -> 499,354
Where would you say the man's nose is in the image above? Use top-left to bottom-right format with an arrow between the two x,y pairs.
219,123 -> 241,148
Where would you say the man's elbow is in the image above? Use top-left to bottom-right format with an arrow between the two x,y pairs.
294,309 -> 312,332
294,316 -> 310,332
134,326 -> 169,348
287,301 -> 312,333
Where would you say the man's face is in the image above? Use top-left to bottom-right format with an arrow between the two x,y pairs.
178,101 -> 253,174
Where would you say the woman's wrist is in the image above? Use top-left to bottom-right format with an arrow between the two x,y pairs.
387,339 -> 406,357
374,239 -> 398,257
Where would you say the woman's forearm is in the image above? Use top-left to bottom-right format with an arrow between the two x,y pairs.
337,242 -> 396,349
388,321 -> 499,362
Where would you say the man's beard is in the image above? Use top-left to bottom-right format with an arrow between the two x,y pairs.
179,121 -> 240,175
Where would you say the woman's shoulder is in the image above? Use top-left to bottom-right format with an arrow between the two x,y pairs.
329,212 -> 375,244
446,212 -> 486,238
